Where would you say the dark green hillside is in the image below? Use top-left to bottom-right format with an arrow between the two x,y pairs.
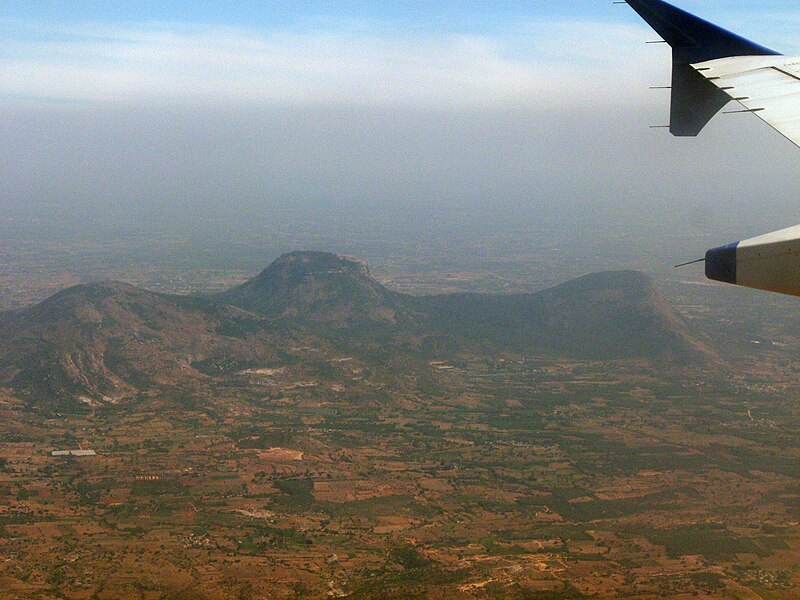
419,270 -> 713,360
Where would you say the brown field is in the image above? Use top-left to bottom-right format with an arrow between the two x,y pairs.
1,352 -> 800,599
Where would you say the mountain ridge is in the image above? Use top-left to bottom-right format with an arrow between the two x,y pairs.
0,251 -> 716,406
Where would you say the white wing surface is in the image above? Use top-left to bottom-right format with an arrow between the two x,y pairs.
692,56 -> 800,148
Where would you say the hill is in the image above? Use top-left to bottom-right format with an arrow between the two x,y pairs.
0,252 -> 715,406
420,270 -> 711,360
219,251 -> 413,328
0,282 -> 286,407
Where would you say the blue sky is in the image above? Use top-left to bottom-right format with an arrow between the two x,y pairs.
1,1 -> 610,29
3,1 -> 797,37
2,1 -> 797,34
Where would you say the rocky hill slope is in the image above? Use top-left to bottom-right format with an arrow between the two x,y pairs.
0,282 -> 285,406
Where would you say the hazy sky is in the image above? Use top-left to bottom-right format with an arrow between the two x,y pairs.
3,0 -> 800,253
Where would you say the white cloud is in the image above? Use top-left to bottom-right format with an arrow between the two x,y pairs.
1,18 -> 661,108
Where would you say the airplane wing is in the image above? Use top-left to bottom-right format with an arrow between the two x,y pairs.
624,0 -> 800,297
692,56 -> 800,149
625,0 -> 780,136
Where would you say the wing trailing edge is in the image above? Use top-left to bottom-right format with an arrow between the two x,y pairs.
625,0 -> 781,136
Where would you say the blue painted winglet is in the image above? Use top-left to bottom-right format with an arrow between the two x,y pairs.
625,0 -> 781,136
626,0 -> 780,63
